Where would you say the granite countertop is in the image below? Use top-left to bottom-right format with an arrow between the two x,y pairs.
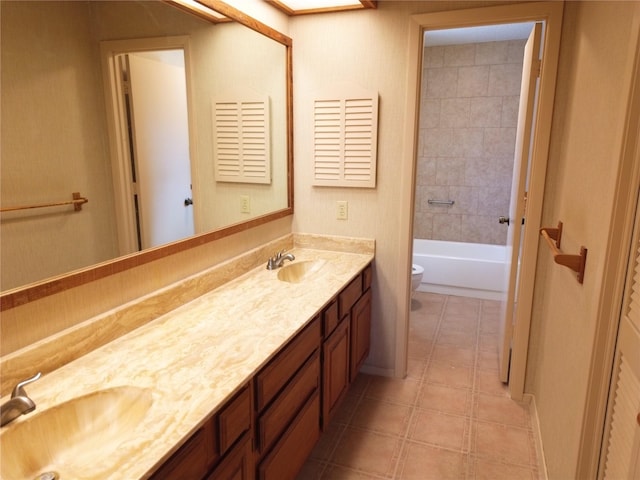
0,245 -> 373,479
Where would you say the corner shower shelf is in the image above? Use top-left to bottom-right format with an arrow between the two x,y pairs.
540,221 -> 587,284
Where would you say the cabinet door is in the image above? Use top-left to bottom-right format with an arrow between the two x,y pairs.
258,394 -> 321,480
322,318 -> 350,429
350,288 -> 371,380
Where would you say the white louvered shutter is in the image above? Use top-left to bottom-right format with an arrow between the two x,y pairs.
601,198 -> 640,479
313,88 -> 378,188
213,97 -> 271,184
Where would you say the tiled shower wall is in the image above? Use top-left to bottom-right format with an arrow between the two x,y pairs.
414,40 -> 526,245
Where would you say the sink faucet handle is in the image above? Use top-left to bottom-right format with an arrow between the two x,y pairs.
12,372 -> 41,398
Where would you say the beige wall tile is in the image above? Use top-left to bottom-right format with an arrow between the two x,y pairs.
475,41 -> 509,65
470,96 -> 503,127
457,65 -> 490,97
444,43 -> 476,66
488,63 -> 524,96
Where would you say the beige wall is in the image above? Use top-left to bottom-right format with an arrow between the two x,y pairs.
1,1 -> 119,290
526,1 -> 640,477
415,39 -> 525,245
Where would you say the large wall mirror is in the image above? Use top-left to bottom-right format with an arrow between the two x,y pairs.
0,0 -> 293,309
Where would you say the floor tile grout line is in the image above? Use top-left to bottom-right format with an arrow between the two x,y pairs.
390,294 -> 449,479
464,296 -> 484,478
319,375 -> 371,478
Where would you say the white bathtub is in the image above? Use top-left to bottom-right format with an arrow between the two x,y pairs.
412,239 -> 507,300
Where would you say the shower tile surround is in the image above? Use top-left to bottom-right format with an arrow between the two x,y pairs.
415,40 -> 526,245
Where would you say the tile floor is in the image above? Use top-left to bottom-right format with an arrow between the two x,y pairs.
298,292 -> 544,479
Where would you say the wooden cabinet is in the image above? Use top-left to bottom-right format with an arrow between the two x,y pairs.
151,263 -> 372,480
350,288 -> 372,380
322,264 -> 372,429
254,317 -> 321,479
255,317 -> 321,411
257,394 -> 321,480
206,433 -> 253,480
150,423 -> 213,480
322,315 -> 350,426
150,384 -> 252,480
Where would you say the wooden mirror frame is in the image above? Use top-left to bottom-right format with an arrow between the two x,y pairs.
0,0 -> 293,311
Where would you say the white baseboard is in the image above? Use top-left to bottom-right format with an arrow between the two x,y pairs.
524,393 -> 548,480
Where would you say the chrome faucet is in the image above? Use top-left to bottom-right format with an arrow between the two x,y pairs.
266,250 -> 295,270
1,372 -> 41,427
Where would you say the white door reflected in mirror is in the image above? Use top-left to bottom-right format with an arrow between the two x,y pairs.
124,50 -> 194,250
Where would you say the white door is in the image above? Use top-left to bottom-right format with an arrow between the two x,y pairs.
127,50 -> 194,249
599,191 -> 640,479
498,23 -> 543,383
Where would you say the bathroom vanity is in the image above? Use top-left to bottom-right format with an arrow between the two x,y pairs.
153,260 -> 373,479
0,235 -> 374,480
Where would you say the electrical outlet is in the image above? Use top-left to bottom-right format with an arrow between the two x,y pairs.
336,201 -> 348,220
240,195 -> 251,213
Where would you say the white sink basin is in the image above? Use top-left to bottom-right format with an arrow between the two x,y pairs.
1,386 -> 153,479
277,260 -> 326,283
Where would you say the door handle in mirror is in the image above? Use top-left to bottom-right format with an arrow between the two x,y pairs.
184,198 -> 193,206
498,216 -> 510,225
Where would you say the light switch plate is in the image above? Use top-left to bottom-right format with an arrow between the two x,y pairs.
337,201 -> 348,220
240,195 -> 251,213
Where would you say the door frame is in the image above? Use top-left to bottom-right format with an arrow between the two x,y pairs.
100,36 -> 198,255
576,27 -> 640,479
398,2 -> 564,399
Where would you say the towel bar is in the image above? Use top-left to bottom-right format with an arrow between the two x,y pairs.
0,192 -> 88,213
427,199 -> 454,206
539,221 -> 587,284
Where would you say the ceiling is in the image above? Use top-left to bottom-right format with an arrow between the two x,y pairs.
424,22 -> 536,47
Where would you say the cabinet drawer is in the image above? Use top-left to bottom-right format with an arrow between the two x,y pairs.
258,352 -> 320,454
322,299 -> 339,338
218,384 -> 251,455
363,264 -> 372,291
255,316 -> 321,411
339,275 -> 362,319
258,393 -> 321,480
150,425 -> 210,479
206,432 -> 253,480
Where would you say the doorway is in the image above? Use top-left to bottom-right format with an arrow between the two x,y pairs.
101,37 -> 196,255
399,3 -> 564,399
414,21 -> 538,383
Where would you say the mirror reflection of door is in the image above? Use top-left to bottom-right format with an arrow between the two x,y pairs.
117,49 -> 194,250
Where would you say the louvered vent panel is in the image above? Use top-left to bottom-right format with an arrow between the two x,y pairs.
313,90 -> 378,188
213,96 -> 271,184
603,353 -> 640,479
314,100 -> 341,181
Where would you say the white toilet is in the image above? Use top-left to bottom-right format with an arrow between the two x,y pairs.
411,264 -> 424,293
